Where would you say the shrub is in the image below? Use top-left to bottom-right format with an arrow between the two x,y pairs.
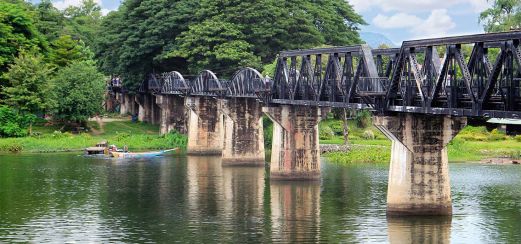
362,130 -> 375,140
0,106 -> 34,137
515,135 -> 521,142
355,110 -> 372,128
328,120 -> 345,136
319,125 -> 335,140
0,142 -> 23,153
488,129 -> 507,141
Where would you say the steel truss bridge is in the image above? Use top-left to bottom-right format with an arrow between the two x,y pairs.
127,31 -> 521,119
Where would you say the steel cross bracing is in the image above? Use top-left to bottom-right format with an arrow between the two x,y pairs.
129,31 -> 521,119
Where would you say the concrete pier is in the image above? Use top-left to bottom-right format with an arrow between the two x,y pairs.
136,93 -> 160,124
222,98 -> 265,166
186,96 -> 223,155
374,114 -> 467,216
263,105 -> 324,180
120,93 -> 137,116
155,95 -> 187,135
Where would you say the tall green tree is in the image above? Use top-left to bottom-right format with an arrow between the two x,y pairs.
35,0 -> 66,42
62,0 -> 103,47
52,60 -> 106,123
1,51 -> 55,115
49,35 -> 93,67
95,0 -> 365,90
0,0 -> 47,72
480,0 -> 521,32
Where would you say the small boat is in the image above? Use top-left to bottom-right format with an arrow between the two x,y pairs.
110,148 -> 177,159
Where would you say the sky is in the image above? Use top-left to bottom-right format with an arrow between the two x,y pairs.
42,0 -> 491,45
350,0 -> 492,44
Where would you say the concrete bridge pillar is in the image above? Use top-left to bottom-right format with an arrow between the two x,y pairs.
186,96 -> 223,155
221,98 -> 265,166
374,114 -> 467,216
120,93 -> 128,115
135,94 -> 148,122
136,94 -> 160,124
156,95 -> 187,135
263,105 -> 325,180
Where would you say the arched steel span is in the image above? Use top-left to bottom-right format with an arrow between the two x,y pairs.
190,70 -> 227,97
161,71 -> 190,95
227,67 -> 269,98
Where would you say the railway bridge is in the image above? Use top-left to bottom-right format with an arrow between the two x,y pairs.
110,31 -> 521,215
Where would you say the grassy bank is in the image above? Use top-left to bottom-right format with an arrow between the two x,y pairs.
320,119 -> 521,164
0,119 -> 187,153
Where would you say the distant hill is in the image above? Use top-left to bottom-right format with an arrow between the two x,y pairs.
360,32 -> 397,48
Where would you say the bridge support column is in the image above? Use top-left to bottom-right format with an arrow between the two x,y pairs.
221,98 -> 265,166
186,97 -> 223,155
120,93 -> 129,115
374,114 -> 467,216
263,105 -> 325,180
156,95 -> 187,135
135,94 -> 148,122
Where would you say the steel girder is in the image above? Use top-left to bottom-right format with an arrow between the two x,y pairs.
132,31 -> 521,119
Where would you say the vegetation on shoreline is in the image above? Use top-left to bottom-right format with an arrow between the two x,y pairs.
321,119 -> 521,164
0,119 -> 186,153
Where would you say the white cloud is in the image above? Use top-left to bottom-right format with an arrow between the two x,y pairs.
373,13 -> 422,29
52,0 -> 112,16
373,9 -> 456,39
349,0 -> 491,13
52,0 -> 101,10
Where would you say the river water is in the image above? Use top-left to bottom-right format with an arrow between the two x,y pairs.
0,153 -> 519,243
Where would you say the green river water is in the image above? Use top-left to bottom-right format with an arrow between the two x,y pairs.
0,153 -> 519,243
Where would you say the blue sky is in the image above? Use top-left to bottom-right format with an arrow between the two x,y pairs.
44,0 -> 490,44
350,0 -> 491,44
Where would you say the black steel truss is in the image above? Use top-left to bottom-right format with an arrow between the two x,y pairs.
128,31 -> 521,119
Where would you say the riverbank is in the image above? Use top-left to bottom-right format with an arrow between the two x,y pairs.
320,119 -> 521,164
0,118 -> 187,153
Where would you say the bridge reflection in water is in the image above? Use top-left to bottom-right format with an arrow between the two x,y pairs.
387,217 -> 452,244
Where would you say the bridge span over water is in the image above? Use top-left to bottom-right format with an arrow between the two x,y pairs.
109,31 -> 521,216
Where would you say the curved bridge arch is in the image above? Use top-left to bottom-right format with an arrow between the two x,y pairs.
228,67 -> 269,98
190,70 -> 226,96
161,71 -> 190,95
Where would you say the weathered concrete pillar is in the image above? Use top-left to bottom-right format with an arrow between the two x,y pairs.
263,105 -> 325,180
120,93 -> 129,115
156,95 -> 187,135
135,94 -> 147,122
186,96 -> 223,155
374,114 -> 467,216
221,98 -> 265,166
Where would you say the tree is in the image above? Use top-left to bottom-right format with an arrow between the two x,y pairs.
35,0 -> 66,42
52,60 -> 106,123
49,35 -> 93,67
0,105 -> 35,137
480,0 -> 521,32
0,0 -> 47,72
95,0 -> 366,90
62,0 -> 103,47
2,51 -> 55,115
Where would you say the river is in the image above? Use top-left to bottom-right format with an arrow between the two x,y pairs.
0,153 -> 519,243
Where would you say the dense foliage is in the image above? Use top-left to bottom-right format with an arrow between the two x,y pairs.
480,0 -> 521,32
0,106 -> 35,137
0,0 -> 105,136
95,0 -> 366,90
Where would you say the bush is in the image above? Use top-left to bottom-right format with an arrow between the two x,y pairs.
328,120 -> 345,136
362,130 -> 375,140
515,135 -> 521,142
319,125 -> 335,140
488,129 -> 507,141
0,143 -> 23,153
355,110 -> 372,128
0,106 -> 34,137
